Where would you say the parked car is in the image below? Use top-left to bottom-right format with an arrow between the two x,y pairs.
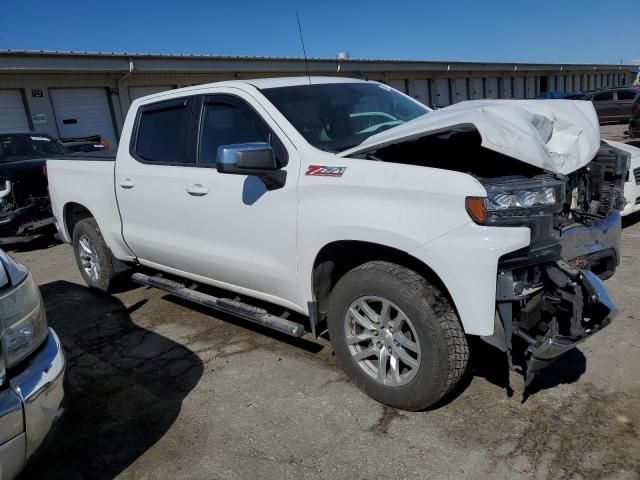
0,133 -> 65,244
47,77 -> 628,410
604,141 -> 640,216
627,91 -> 640,138
0,248 -> 65,479
581,87 -> 638,123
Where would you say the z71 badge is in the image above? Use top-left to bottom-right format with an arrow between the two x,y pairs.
305,165 -> 347,177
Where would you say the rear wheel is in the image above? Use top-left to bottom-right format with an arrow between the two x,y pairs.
72,218 -> 121,292
327,261 -> 469,410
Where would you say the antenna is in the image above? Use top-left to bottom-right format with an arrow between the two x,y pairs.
296,12 -> 312,85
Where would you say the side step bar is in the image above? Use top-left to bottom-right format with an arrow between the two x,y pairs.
131,272 -> 305,337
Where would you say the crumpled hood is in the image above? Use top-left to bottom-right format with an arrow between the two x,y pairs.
338,99 -> 601,175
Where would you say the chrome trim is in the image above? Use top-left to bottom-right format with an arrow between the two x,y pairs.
0,389 -> 23,445
0,433 -> 26,480
10,329 -> 65,458
559,211 -> 621,260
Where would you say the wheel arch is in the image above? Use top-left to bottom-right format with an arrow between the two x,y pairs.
63,202 -> 95,240
310,240 -> 460,332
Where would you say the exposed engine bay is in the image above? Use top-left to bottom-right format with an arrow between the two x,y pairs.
359,129 -> 630,385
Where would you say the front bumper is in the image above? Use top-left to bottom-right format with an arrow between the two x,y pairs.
0,329 -> 65,479
0,203 -> 54,245
489,213 -> 620,384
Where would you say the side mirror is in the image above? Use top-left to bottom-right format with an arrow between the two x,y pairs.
216,142 -> 286,190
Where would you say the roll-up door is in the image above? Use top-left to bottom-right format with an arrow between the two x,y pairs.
50,88 -> 117,146
0,90 -> 30,133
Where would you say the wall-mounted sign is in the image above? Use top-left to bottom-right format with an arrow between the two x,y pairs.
31,89 -> 44,97
32,113 -> 47,125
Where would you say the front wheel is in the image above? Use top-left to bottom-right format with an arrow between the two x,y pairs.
327,261 -> 469,411
72,218 -> 121,292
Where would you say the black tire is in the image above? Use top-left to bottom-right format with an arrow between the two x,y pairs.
72,218 -> 120,292
327,261 -> 469,411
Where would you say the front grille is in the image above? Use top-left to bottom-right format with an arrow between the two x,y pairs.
635,167 -> 640,185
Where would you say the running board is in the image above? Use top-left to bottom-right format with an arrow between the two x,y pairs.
131,272 -> 305,337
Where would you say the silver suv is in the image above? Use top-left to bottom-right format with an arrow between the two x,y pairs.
0,249 -> 65,479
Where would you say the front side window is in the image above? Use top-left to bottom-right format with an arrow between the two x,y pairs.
261,82 -> 429,153
198,99 -> 286,166
135,99 -> 192,164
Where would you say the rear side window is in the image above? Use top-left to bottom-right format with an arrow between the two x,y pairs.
134,98 -> 192,164
617,90 -> 637,101
593,91 -> 613,101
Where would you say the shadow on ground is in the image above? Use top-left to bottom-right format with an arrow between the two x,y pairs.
437,337 -> 587,409
18,281 -> 203,480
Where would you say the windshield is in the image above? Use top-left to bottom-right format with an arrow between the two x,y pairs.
261,83 -> 430,152
0,134 -> 62,162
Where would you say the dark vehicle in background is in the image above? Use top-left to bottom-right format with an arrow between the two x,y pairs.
59,134 -> 110,153
581,87 -> 638,123
628,91 -> 640,138
0,133 -> 64,244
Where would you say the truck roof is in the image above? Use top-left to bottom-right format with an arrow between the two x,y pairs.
132,76 -> 371,103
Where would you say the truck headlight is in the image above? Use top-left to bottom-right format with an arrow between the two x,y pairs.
466,178 -> 565,225
0,273 -> 48,368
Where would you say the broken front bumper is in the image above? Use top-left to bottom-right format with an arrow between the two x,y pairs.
487,212 -> 620,383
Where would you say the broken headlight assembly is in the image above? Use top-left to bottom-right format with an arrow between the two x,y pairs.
0,261 -> 48,369
465,178 -> 565,225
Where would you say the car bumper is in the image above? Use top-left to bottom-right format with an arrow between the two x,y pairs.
0,329 -> 65,480
622,177 -> 640,216
0,207 -> 54,244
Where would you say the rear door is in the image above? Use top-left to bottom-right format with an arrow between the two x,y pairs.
589,91 -> 616,122
115,96 -> 199,270
614,89 -> 637,121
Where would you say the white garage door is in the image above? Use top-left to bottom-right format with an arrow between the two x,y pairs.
128,85 -> 173,102
513,77 -> 526,99
452,78 -> 468,103
408,79 -> 430,106
50,88 -> 117,147
486,78 -> 499,98
0,90 -> 30,133
470,78 -> 484,99
434,79 -> 451,108
387,79 -> 407,94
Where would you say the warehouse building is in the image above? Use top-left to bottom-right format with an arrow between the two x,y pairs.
0,50 -> 634,147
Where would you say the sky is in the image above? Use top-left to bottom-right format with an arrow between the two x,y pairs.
1,0 -> 635,65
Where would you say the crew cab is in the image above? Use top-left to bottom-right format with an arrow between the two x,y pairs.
47,77 -> 629,410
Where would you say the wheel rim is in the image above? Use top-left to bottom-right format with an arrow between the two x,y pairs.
78,234 -> 101,281
344,296 -> 421,387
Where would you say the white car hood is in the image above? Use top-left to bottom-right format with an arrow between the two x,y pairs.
338,99 -> 601,175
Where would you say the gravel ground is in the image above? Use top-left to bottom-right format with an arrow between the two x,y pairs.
12,123 -> 640,479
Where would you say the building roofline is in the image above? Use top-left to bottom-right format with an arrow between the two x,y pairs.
0,49 -> 634,67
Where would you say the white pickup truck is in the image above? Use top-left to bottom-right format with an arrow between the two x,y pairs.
47,77 -> 630,410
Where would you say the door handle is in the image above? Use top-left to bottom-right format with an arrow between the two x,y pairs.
119,178 -> 135,189
186,184 -> 209,197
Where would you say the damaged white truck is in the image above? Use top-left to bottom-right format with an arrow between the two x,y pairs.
47,77 -> 629,410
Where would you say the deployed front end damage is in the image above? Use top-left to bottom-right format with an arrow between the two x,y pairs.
343,99 -> 629,387
481,141 -> 628,386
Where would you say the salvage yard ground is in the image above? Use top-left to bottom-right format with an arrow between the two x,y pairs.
14,124 -> 640,480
